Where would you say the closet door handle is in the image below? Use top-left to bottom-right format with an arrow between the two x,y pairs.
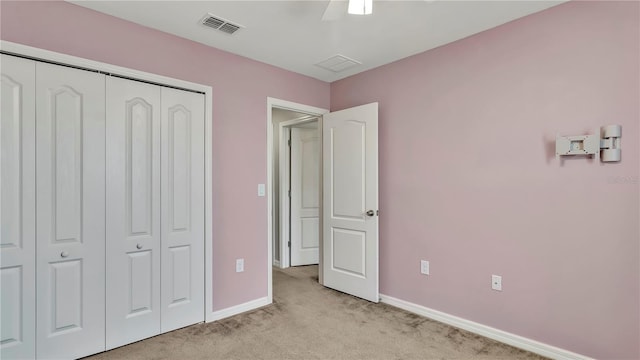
60,251 -> 69,258
136,244 -> 143,250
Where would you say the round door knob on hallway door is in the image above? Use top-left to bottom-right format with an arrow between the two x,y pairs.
366,210 -> 375,217
137,244 -> 143,249
60,251 -> 69,258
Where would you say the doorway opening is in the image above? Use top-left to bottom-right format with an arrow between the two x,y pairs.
266,98 -> 328,303
275,114 -> 320,268
267,98 -> 380,304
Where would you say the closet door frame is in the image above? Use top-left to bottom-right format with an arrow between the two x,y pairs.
0,40 -> 214,321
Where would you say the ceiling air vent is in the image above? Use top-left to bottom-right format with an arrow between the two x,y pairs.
201,14 -> 243,35
315,54 -> 362,73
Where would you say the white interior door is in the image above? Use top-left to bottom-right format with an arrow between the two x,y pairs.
1,54 -> 36,360
160,87 -> 205,332
322,102 -> 379,303
35,62 -> 106,359
290,126 -> 320,266
106,77 -> 161,349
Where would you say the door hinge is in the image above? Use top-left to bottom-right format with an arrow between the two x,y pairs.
287,139 -> 291,147
376,210 -> 379,216
288,241 -> 291,248
288,190 -> 291,198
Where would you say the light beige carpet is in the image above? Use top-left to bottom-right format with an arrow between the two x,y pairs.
88,265 -> 547,360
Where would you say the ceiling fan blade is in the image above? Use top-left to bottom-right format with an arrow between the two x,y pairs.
321,0 -> 348,22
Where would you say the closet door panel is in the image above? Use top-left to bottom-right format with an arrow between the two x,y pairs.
161,88 -> 205,332
35,62 -> 105,360
106,77 -> 161,350
0,55 -> 36,360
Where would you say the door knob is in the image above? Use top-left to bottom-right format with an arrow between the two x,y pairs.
136,243 -> 143,249
366,210 -> 375,217
60,251 -> 69,258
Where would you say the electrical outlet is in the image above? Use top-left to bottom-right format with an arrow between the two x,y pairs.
236,258 -> 244,273
491,275 -> 502,291
420,260 -> 429,275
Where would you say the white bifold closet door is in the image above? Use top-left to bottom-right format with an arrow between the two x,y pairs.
105,76 -> 162,349
0,54 -> 205,359
1,54 -> 37,360
105,81 -> 205,342
160,87 -> 205,332
35,62 -> 106,359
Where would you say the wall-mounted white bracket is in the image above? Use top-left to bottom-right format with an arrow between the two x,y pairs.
600,125 -> 622,162
555,125 -> 621,162
556,135 -> 599,156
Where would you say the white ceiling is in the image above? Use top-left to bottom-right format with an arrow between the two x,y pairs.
70,0 -> 565,82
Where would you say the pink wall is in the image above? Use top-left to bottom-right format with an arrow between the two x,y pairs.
331,1 -> 639,359
0,1 -> 330,310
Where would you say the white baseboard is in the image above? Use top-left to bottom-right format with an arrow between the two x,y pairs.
273,259 -> 280,267
379,294 -> 593,360
207,296 -> 271,322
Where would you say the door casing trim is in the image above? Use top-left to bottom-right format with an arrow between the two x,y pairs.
266,97 -> 328,303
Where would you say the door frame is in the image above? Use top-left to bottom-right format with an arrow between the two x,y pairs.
278,117 -> 319,269
266,98 -> 328,302
1,40 -> 215,322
